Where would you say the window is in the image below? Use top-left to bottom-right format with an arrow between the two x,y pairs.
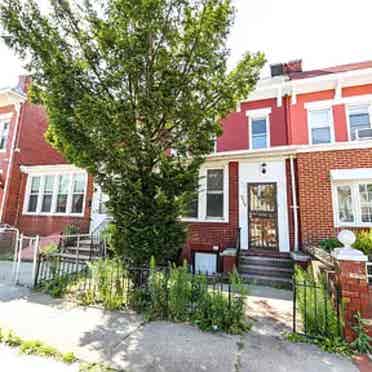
348,105 -> 371,140
0,120 -> 10,150
251,118 -> 268,149
206,169 -> 224,218
25,173 -> 87,216
184,198 -> 199,219
27,176 -> 41,213
334,181 -> 372,226
308,108 -> 333,144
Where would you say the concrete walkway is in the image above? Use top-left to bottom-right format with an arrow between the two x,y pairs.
0,283 -> 358,372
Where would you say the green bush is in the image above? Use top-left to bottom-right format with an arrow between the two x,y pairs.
353,230 -> 372,256
40,243 -> 58,256
294,266 -> 342,339
350,312 -> 372,354
319,238 -> 342,252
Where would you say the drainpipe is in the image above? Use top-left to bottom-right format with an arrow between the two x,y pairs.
0,102 -> 23,223
289,155 -> 299,251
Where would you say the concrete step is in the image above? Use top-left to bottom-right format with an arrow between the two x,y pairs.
50,253 -> 101,261
239,264 -> 294,279
240,274 -> 292,289
239,255 -> 293,269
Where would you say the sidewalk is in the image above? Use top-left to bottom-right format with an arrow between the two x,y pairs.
0,283 -> 358,372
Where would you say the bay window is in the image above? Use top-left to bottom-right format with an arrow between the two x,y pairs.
25,172 -> 87,216
334,181 -> 372,226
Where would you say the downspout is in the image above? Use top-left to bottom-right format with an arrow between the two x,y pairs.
289,155 -> 299,251
0,102 -> 24,223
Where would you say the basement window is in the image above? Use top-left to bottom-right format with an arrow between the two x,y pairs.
24,172 -> 87,216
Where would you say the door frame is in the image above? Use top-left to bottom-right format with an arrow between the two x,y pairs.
247,182 -> 279,251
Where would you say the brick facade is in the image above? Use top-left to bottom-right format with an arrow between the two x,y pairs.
296,148 -> 372,247
182,161 -> 239,261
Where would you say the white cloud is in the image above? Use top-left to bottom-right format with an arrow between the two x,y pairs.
0,0 -> 371,87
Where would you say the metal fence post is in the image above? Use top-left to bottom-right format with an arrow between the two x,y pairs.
31,235 -> 40,286
15,233 -> 23,284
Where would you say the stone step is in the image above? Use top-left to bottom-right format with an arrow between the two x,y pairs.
239,264 -> 294,279
239,255 -> 293,269
240,274 -> 292,289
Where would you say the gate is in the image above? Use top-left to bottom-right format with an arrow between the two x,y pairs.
293,277 -> 343,339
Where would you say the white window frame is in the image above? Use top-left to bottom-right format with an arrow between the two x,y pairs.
307,106 -> 335,145
181,163 -> 229,223
332,179 -> 372,228
346,103 -> 372,141
0,113 -> 12,152
246,108 -> 271,150
23,171 -> 88,217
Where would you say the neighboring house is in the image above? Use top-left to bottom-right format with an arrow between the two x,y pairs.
179,60 -> 372,280
0,76 -> 94,237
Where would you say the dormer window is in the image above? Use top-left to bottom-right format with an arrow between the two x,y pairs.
347,104 -> 371,140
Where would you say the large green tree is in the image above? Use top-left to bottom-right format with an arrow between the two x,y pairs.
1,0 -> 264,265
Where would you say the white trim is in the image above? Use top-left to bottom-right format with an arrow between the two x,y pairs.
345,103 -> 372,141
306,106 -> 335,145
20,164 -> 84,175
331,168 -> 372,182
181,162 -> 229,224
246,107 -> 272,117
23,171 -> 88,218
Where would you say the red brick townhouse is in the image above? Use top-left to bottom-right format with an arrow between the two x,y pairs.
181,60 -> 372,282
0,77 -> 94,237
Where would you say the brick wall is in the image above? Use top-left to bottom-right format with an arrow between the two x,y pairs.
183,161 -> 239,261
297,148 -> 372,247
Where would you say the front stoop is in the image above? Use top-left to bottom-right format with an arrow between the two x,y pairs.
239,254 -> 294,289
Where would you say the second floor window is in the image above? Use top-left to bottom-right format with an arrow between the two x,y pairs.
348,104 -> 371,140
206,169 -> 224,218
0,120 -> 10,150
251,118 -> 268,149
308,108 -> 333,144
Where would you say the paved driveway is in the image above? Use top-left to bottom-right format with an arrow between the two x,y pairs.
0,260 -> 34,287
0,284 -> 358,372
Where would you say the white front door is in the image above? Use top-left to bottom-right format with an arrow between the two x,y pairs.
90,186 -> 110,233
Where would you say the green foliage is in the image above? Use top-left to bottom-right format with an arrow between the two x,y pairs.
319,238 -> 342,253
294,266 -> 342,339
0,0 -> 264,266
353,230 -> 372,256
350,312 -> 372,354
0,326 -> 77,364
100,223 -> 116,252
79,362 -> 117,372
63,224 -> 81,246
40,243 -> 58,256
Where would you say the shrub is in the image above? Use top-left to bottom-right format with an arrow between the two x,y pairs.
40,243 -> 58,256
353,230 -> 372,256
319,238 -> 342,252
294,266 -> 342,339
350,312 -> 372,354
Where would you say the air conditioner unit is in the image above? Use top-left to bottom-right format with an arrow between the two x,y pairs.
355,128 -> 372,140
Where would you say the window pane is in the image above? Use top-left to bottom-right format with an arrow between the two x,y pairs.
56,195 -> 68,213
207,194 -> 223,218
58,175 -> 70,194
337,186 -> 354,223
252,135 -> 267,149
71,194 -> 84,214
350,110 -> 370,140
73,174 -> 85,193
0,121 -> 9,150
185,198 -> 198,219
41,195 -> 53,213
312,127 -> 331,144
359,184 -> 372,223
28,195 -> 38,212
31,177 -> 41,193
252,119 -> 267,135
44,176 -> 55,193
207,170 -> 223,191
310,109 -> 330,127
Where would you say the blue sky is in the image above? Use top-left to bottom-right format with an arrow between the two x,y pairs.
1,0 -> 371,87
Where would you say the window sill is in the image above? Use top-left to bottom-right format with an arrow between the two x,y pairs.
181,218 -> 229,224
23,212 -> 85,218
335,222 -> 372,228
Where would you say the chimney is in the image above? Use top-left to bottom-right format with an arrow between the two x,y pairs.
283,60 -> 303,74
270,59 -> 303,77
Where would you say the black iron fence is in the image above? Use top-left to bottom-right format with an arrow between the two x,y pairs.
34,254 -> 244,312
293,277 -> 343,340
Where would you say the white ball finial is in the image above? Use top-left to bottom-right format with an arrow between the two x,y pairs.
332,229 -> 367,262
337,230 -> 356,248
